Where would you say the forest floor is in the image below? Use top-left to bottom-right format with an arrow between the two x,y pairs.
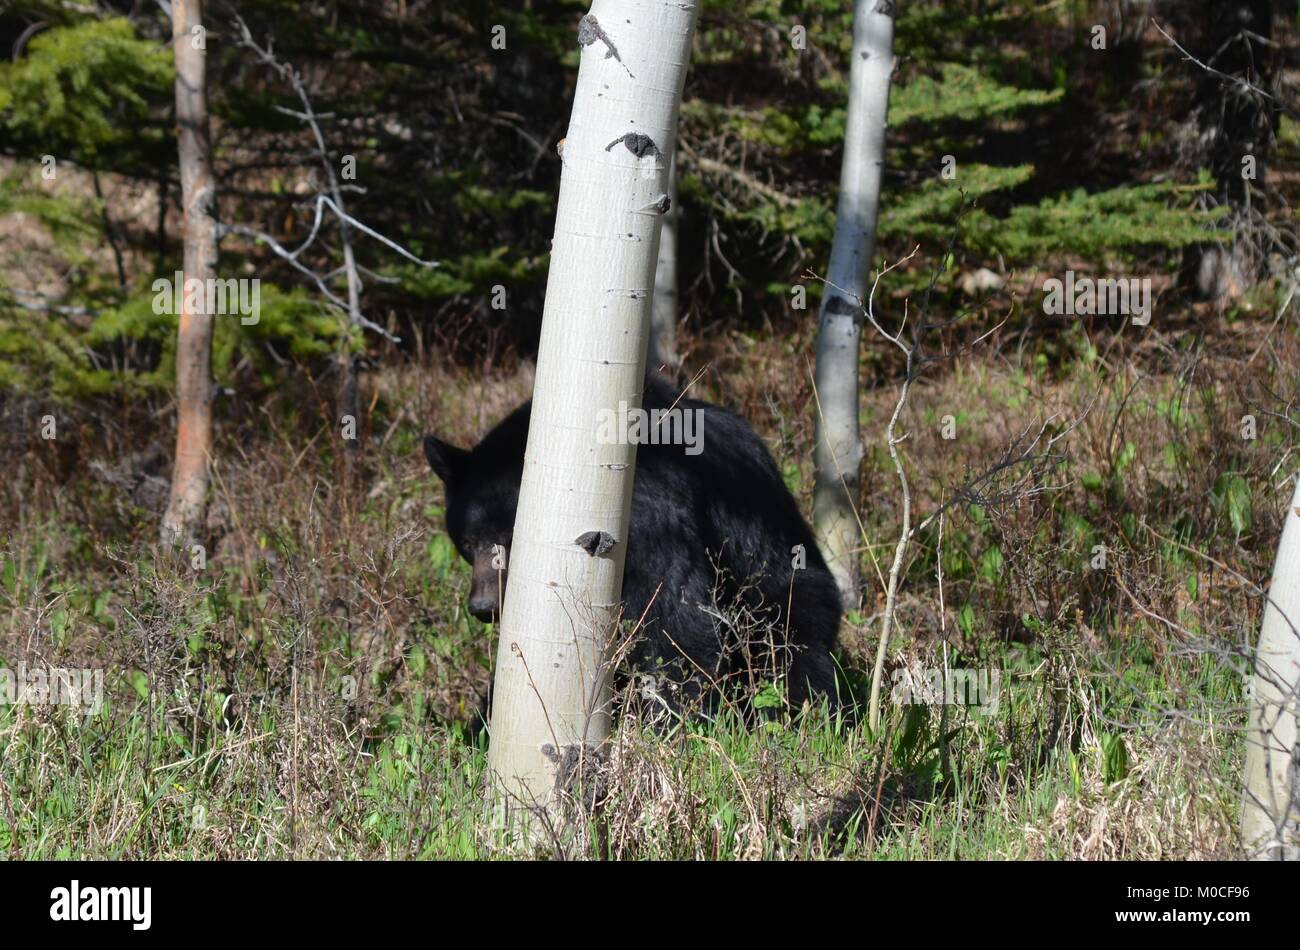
2,299 -> 1294,859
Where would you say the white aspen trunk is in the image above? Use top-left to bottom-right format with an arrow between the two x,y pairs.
1242,475 -> 1300,859
488,0 -> 699,816
812,0 -> 895,608
161,0 -> 218,548
649,154 -> 680,373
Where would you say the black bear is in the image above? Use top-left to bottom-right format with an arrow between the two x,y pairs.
423,373 -> 843,718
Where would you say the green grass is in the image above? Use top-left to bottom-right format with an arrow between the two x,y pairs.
0,591 -> 1243,859
0,341 -> 1285,860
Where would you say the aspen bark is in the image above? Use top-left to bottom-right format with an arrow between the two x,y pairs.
1242,476 -> 1300,859
649,155 -> 680,374
812,0 -> 895,608
487,0 -> 699,814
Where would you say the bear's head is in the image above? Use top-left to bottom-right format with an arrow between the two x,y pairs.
422,407 -> 528,622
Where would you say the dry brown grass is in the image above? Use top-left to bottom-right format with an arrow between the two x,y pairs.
1,294 -> 1297,857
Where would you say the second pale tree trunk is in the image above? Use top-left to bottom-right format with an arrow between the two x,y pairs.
649,155 -> 680,375
161,0 -> 218,548
1242,475 -> 1300,859
812,0 -> 896,608
488,0 -> 699,814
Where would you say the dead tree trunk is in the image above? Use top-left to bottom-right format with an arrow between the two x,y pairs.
1163,0 -> 1280,302
161,0 -> 218,548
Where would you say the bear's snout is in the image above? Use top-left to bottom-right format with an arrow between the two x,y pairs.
468,547 -> 506,622
468,594 -> 498,623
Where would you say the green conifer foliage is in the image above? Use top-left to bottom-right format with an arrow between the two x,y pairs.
0,18 -> 172,164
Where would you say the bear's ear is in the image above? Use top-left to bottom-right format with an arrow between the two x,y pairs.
423,435 -> 469,485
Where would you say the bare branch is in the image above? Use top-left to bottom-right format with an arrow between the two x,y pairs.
1152,20 -> 1298,122
224,9 -> 438,348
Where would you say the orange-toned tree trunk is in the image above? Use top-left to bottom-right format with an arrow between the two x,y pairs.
161,0 -> 218,547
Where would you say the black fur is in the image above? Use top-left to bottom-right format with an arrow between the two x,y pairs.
425,374 -> 844,716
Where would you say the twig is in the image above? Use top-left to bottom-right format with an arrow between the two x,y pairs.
1152,20 -> 1298,122
0,289 -> 98,318
854,250 -> 919,734
678,138 -> 797,209
225,11 -> 438,348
